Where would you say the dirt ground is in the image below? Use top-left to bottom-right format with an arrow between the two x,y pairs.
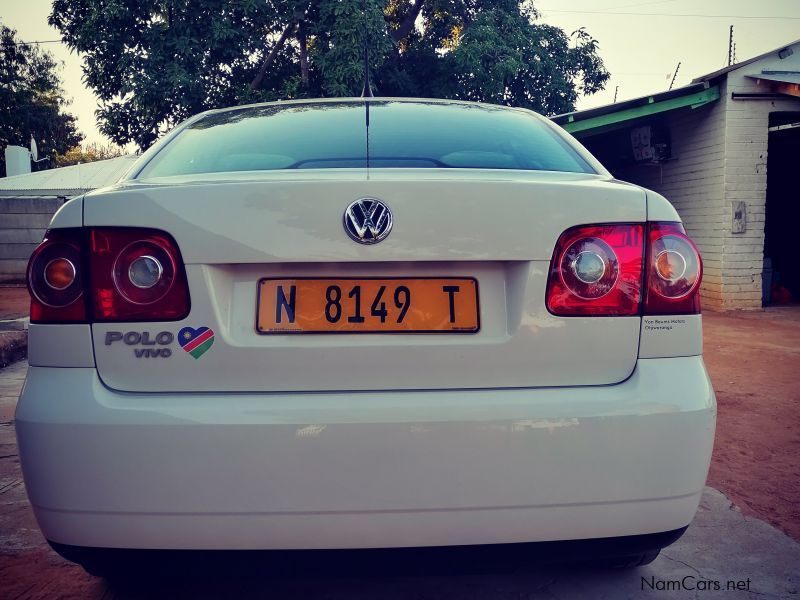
0,287 -> 28,321
0,287 -> 28,368
703,307 -> 800,541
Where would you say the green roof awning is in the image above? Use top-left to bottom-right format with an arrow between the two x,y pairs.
552,84 -> 720,138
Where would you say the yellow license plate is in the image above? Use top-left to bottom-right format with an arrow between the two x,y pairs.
257,278 -> 479,334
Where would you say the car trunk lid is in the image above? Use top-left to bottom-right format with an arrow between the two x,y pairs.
87,170 -> 645,392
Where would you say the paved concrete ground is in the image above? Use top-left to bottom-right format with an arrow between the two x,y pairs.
1,358 -> 799,599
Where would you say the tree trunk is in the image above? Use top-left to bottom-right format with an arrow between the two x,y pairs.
390,0 -> 425,44
298,21 -> 309,89
250,22 -> 297,90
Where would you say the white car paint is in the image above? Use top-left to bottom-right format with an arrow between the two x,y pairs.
18,356 -> 714,550
17,98 -> 715,558
84,171 -> 648,392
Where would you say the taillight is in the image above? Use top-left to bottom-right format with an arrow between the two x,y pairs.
27,227 -> 190,323
546,221 -> 702,316
89,228 -> 190,321
643,222 -> 702,315
546,224 -> 645,316
27,228 -> 87,323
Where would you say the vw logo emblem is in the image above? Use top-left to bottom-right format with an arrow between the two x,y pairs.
343,198 -> 393,244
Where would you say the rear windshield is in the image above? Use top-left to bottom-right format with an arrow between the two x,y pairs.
136,100 -> 595,178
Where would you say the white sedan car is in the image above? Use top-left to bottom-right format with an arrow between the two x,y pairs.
17,98 -> 715,576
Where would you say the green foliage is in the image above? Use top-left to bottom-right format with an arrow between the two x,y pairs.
50,0 -> 609,150
55,142 -> 126,167
313,0 -> 392,96
0,22 -> 83,176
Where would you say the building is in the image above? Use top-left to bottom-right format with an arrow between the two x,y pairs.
0,155 -> 137,282
553,40 -> 800,310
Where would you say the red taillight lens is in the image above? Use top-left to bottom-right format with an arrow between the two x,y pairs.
27,229 -> 87,323
27,227 -> 190,323
643,222 -> 702,315
546,224 -> 645,316
89,228 -> 190,322
546,221 -> 702,316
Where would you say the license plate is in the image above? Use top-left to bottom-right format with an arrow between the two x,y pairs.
257,277 -> 479,334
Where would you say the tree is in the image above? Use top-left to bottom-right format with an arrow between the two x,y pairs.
55,142 -> 127,167
50,0 -> 609,150
0,22 -> 83,177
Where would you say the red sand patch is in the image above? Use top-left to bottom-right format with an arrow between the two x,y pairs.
703,307 -> 800,540
0,287 -> 29,320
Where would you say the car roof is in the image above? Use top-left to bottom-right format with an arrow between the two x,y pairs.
201,97 -> 532,119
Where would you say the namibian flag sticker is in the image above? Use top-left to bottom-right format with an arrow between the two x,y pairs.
178,326 -> 215,359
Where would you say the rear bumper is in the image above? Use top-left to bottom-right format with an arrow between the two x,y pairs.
49,527 -> 688,573
16,356 -> 715,550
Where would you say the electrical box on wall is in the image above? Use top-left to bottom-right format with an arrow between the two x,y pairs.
732,201 -> 747,233
630,125 -> 671,162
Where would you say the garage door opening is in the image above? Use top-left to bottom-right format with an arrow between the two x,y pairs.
764,112 -> 800,305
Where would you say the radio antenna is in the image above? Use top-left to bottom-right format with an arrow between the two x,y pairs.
361,0 -> 373,97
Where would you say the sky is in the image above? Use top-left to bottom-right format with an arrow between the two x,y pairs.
2,0 -> 800,147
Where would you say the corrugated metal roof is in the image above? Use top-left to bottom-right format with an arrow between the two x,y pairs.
552,39 -> 800,135
691,39 -> 800,83
0,154 -> 138,197
551,82 -> 710,127
745,70 -> 800,86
